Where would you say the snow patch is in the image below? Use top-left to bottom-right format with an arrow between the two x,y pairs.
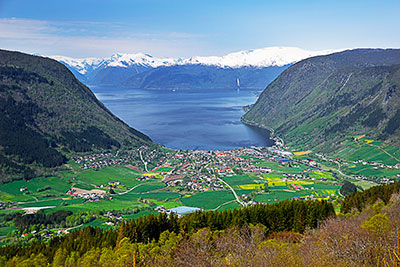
51,47 -> 345,74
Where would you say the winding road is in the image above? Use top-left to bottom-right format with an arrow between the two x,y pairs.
117,182 -> 158,195
216,177 -> 246,207
139,150 -> 149,172
212,200 -> 236,211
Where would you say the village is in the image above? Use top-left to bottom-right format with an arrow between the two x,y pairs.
69,144 -> 337,198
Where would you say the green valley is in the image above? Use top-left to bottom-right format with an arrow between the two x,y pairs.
0,48 -> 400,266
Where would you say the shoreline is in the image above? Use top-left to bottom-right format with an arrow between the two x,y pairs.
240,117 -> 285,148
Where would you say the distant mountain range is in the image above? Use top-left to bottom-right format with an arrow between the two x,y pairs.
243,48 -> 400,151
0,49 -> 151,182
51,47 -> 342,89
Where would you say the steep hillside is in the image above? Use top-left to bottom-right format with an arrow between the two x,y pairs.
243,49 -> 400,151
0,50 -> 151,182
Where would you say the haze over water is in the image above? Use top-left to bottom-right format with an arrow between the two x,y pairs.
92,87 -> 273,150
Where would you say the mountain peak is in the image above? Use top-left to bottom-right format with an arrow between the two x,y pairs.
190,46 -> 344,68
51,46 -> 345,75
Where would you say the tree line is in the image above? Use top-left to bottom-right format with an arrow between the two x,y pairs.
341,180 -> 400,213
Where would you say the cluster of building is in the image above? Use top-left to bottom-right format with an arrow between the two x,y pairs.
103,211 -> 123,225
66,187 -> 108,201
162,148 -> 275,191
95,181 -> 120,189
21,229 -> 69,240
352,160 -> 400,170
72,145 -> 170,171
82,158 -> 126,169
167,176 -> 224,192
71,153 -> 115,164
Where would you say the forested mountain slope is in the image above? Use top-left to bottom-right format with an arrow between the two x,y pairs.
0,50 -> 151,182
243,49 -> 400,151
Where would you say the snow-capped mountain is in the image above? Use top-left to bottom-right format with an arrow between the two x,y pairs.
52,53 -> 178,75
51,47 -> 345,88
181,47 -> 341,68
52,47 -> 341,74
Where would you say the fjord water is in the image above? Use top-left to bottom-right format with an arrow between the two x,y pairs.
92,87 -> 273,150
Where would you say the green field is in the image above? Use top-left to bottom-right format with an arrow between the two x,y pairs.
349,180 -> 377,190
75,166 -> 141,187
216,201 -> 241,211
346,165 -> 400,177
54,198 -> 143,212
138,192 -> 180,200
309,171 -> 335,180
123,210 -> 158,221
334,140 -> 400,167
0,226 -> 17,237
153,167 -> 173,172
129,183 -> 166,193
148,200 -> 182,209
0,176 -> 70,197
181,191 -> 235,210
0,145 -> 367,241
345,145 -> 398,165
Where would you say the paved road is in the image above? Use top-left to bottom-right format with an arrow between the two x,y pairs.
217,177 -> 246,207
139,150 -> 149,172
66,224 -> 84,231
335,161 -> 353,179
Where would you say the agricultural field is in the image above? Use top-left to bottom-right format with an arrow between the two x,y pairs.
0,176 -> 71,202
345,164 -> 400,177
153,167 -> 173,172
181,191 -> 236,210
0,165 -> 168,215
335,137 -> 400,167
129,183 -> 166,193
349,179 -> 376,190
216,201 -> 241,211
239,184 -> 264,190
123,210 -> 158,221
0,157 -> 343,219
74,166 -> 142,188
346,145 -> 398,166
308,171 -> 336,180
0,143 -> 375,243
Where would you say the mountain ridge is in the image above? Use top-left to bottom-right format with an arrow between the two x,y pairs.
243,48 -> 400,152
52,46 -> 342,74
0,49 -> 151,182
50,47 -> 343,88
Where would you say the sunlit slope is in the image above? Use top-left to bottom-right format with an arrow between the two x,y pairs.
243,49 -> 400,151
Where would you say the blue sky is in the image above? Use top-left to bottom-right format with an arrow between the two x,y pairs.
0,0 -> 399,58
